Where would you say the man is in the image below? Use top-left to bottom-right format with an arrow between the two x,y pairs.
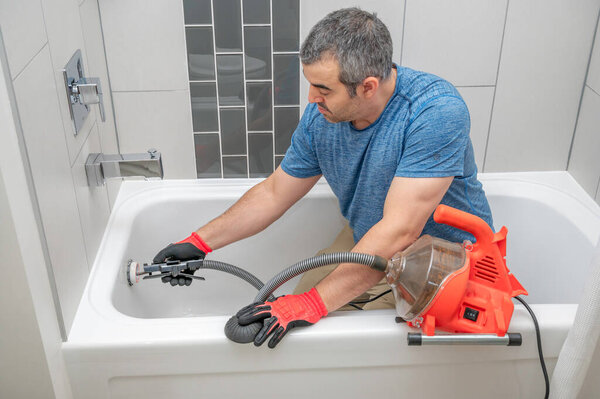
153,8 -> 493,348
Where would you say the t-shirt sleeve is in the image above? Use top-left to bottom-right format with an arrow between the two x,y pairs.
280,108 -> 322,178
396,95 -> 470,178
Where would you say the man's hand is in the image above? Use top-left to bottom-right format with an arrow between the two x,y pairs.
236,288 -> 328,348
152,232 -> 212,286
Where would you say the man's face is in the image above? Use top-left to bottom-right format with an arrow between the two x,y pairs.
302,57 -> 362,123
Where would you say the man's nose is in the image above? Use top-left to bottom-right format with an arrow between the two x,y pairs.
308,85 -> 324,104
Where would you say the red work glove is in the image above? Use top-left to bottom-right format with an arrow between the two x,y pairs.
152,232 -> 212,286
236,288 -> 328,348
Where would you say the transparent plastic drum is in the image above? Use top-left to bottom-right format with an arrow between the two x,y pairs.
386,235 -> 467,321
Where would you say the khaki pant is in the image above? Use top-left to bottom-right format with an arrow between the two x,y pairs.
293,222 -> 395,311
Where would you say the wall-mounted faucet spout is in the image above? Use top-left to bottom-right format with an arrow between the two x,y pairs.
85,149 -> 163,186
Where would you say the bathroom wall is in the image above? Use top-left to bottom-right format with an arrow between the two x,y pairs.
99,0 -> 301,178
0,98 -> 59,398
0,21 -> 73,399
569,18 -> 600,206
0,0 -> 119,341
98,0 -> 600,180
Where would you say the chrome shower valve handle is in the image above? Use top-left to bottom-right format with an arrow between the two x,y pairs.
62,49 -> 106,135
71,77 -> 105,122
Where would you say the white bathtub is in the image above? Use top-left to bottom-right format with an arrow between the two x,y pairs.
63,171 -> 600,399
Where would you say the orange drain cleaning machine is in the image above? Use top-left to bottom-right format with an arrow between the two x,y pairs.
387,204 -> 528,345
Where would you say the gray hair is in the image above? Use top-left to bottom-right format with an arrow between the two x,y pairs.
300,8 -> 393,97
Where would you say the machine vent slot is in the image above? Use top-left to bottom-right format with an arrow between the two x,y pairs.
474,256 -> 499,283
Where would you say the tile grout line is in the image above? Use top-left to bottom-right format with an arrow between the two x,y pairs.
270,0 -> 275,175
587,83 -> 600,97
10,41 -> 48,82
95,0 -> 121,154
182,1 -> 199,178
241,0 -> 250,178
482,0 -> 510,173
566,7 -> 600,172
210,0 -> 224,178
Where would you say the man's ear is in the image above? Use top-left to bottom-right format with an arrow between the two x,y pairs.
359,77 -> 380,99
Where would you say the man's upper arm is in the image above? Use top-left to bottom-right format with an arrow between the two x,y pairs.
382,176 -> 453,240
266,166 -> 322,211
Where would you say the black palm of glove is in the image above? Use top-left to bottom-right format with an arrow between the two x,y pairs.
152,233 -> 211,286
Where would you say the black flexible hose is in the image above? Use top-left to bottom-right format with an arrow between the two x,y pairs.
225,252 -> 388,343
254,252 -> 388,302
201,260 -> 265,290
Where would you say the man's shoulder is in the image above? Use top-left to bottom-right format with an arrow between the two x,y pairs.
396,66 -> 464,120
397,66 -> 460,104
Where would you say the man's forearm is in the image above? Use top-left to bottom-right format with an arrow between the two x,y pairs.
195,180 -> 288,250
315,220 -> 419,312
194,169 -> 321,250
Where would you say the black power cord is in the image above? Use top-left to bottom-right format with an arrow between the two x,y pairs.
347,289 -> 393,310
514,296 -> 549,399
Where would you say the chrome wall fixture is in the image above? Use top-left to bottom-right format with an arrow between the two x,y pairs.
85,149 -> 164,187
62,49 -> 105,135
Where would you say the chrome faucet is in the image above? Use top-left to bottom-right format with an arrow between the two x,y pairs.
85,149 -> 164,186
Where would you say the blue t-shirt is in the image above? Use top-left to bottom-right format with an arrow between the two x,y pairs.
280,65 -> 493,244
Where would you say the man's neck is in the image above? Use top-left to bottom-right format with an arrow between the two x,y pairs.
351,67 -> 398,130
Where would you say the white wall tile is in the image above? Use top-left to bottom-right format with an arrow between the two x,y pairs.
98,0 -> 188,91
79,0 -> 119,155
13,47 -> 89,334
1,50 -> 74,396
71,123 -> 111,268
596,178 -> 600,206
587,19 -> 600,95
0,172 -> 57,399
299,0 -> 405,113
41,0 -> 96,166
568,88 -> 600,197
402,0 -> 507,87
0,0 -> 47,79
112,90 -> 196,179
456,87 -> 495,170
485,0 -> 600,172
